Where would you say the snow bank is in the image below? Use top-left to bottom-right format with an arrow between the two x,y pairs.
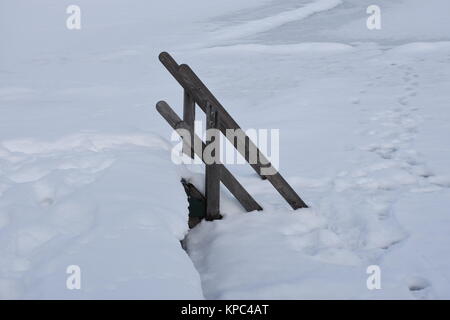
387,42 -> 450,55
186,208 -> 366,299
200,43 -> 354,55
0,133 -> 203,299
209,0 -> 342,42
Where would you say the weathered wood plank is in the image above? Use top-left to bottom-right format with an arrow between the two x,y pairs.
183,90 -> 195,158
158,52 -> 307,209
205,102 -> 221,220
159,53 -> 268,175
156,100 -> 263,212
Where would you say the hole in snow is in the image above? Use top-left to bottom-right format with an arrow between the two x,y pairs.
407,276 -> 430,292
181,178 -> 206,229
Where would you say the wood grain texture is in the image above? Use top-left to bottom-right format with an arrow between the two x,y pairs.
156,100 -> 263,212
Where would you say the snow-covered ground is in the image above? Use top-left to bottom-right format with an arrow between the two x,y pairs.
1,0 -> 449,299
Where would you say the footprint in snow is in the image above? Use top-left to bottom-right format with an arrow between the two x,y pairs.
407,276 -> 434,300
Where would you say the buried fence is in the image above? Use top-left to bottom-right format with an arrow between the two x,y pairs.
156,52 -> 307,226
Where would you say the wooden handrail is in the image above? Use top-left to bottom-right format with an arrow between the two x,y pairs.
158,52 -> 308,210
156,101 -> 263,213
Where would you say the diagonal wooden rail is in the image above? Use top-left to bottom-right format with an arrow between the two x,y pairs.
158,52 -> 308,210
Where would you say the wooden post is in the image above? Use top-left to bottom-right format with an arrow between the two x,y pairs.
205,102 -> 221,220
183,90 -> 195,158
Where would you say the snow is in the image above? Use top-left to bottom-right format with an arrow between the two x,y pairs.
209,0 -> 343,42
1,0 -> 450,299
200,42 -> 354,55
0,132 -> 203,299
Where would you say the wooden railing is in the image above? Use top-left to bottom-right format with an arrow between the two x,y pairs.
156,52 -> 308,222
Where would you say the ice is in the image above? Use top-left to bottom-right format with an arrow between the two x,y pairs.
209,0 -> 343,42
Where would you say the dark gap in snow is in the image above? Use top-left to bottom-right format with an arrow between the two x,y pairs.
181,178 -> 206,229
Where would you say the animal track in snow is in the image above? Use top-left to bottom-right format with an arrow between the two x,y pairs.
319,62 -> 440,264
407,276 -> 434,299
358,64 -> 431,190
